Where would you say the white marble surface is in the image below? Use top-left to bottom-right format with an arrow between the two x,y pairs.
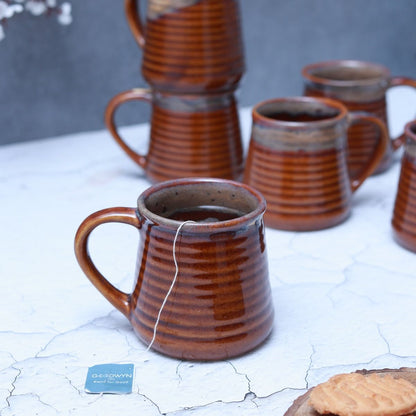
1,87 -> 416,416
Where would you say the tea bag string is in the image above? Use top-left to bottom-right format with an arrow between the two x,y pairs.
145,220 -> 196,353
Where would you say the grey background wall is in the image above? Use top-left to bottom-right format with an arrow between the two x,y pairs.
1,0 -> 415,145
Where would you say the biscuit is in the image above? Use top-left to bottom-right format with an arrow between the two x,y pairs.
309,372 -> 416,416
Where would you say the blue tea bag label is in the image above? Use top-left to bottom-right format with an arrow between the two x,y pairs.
85,364 -> 134,394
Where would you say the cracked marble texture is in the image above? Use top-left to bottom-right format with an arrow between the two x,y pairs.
1,88 -> 416,416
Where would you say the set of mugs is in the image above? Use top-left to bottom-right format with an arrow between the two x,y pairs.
74,60 -> 416,361
244,60 -> 416,241
107,56 -> 416,235
74,0 -> 416,361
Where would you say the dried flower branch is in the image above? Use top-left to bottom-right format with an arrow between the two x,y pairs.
0,0 -> 72,41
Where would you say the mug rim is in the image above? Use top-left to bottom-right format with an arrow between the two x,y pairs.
302,59 -> 391,87
252,96 -> 348,128
136,177 -> 267,231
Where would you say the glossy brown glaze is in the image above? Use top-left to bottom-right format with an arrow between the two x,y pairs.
125,0 -> 245,93
392,121 -> 416,253
284,368 -> 416,416
74,178 -> 274,361
105,89 -> 244,183
243,97 -> 388,231
303,60 -> 416,176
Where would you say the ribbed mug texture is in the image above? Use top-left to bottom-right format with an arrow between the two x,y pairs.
392,122 -> 416,253
243,97 -> 387,231
146,92 -> 243,182
305,87 -> 389,177
244,98 -> 352,231
126,0 -> 245,93
105,90 -> 244,183
74,178 -> 274,360
303,60 -> 397,176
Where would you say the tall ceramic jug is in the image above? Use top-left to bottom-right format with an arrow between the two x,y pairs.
124,0 -> 245,93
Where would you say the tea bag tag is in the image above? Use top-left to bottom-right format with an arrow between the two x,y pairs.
85,363 -> 134,394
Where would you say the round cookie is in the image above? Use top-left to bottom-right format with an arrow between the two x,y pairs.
309,372 -> 416,416
284,369 -> 416,416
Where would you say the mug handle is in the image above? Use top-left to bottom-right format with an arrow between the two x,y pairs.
125,0 -> 145,48
347,112 -> 389,192
74,207 -> 143,319
105,88 -> 152,169
388,76 -> 416,150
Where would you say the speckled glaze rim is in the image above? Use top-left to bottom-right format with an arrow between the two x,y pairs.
252,96 -> 349,129
152,89 -> 236,112
136,177 -> 267,232
302,59 -> 391,88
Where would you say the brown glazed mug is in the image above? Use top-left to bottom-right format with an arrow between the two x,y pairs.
105,88 -> 244,183
124,0 -> 245,93
302,60 -> 416,176
243,97 -> 388,231
392,120 -> 416,253
74,178 -> 274,360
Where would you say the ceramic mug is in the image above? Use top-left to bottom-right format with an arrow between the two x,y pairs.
392,120 -> 416,253
243,97 -> 388,231
124,0 -> 245,93
302,60 -> 416,176
105,88 -> 244,183
74,178 -> 274,360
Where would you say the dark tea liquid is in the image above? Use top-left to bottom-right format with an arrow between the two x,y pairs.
168,205 -> 244,223
265,111 -> 336,122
